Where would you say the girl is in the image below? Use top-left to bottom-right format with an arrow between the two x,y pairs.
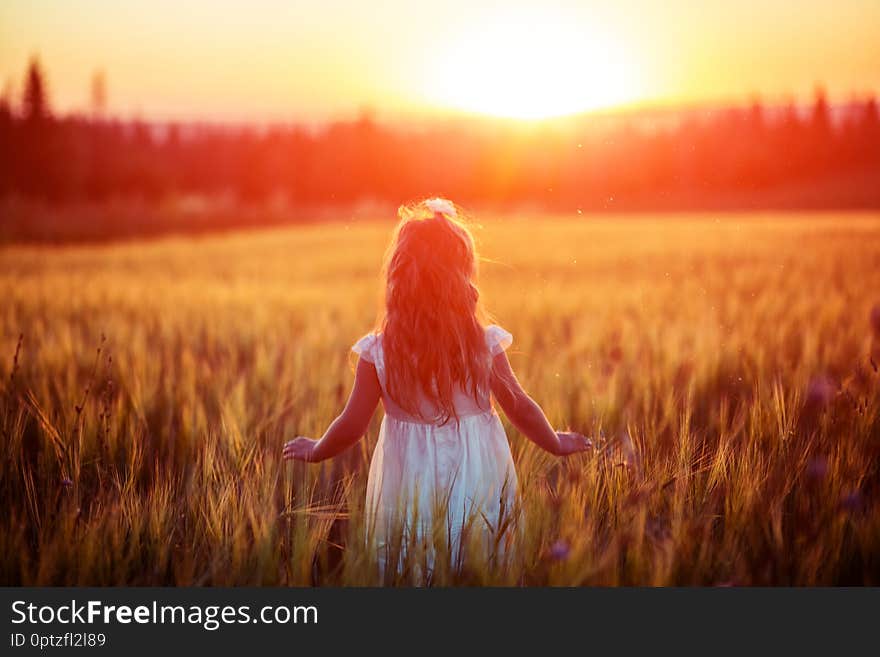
283,198 -> 591,581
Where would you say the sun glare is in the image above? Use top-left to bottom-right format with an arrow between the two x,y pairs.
425,10 -> 640,120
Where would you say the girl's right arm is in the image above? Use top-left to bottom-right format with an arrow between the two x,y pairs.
490,351 -> 591,456
283,357 -> 381,462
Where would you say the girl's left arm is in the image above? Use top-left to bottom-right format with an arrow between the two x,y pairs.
282,357 -> 382,463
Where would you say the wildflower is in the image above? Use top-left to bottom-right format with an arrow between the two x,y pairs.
839,491 -> 863,513
804,376 -> 834,409
805,456 -> 828,481
870,304 -> 880,335
548,539 -> 570,561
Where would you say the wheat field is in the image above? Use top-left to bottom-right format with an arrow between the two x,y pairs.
1,212 -> 878,585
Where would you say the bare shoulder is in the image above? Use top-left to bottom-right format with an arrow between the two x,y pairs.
348,353 -> 381,403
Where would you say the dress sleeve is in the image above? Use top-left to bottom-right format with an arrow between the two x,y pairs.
485,324 -> 513,356
351,333 -> 377,363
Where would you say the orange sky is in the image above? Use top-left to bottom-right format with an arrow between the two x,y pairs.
1,0 -> 878,122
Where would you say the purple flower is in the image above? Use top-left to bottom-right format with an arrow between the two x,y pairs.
839,491 -> 863,513
805,456 -> 828,481
548,539 -> 570,561
61,478 -> 74,488
805,376 -> 834,409
870,304 -> 880,336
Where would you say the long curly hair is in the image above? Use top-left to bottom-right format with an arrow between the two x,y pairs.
379,199 -> 492,425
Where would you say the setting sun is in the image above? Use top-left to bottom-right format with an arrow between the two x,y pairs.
424,9 -> 640,119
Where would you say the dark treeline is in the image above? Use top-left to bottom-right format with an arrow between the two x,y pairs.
2,58 -> 879,215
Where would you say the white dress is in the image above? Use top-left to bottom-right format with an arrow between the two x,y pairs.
352,325 -> 519,581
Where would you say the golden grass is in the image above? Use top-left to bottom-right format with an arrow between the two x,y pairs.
1,212 -> 879,585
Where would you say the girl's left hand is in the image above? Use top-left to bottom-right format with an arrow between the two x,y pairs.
555,431 -> 593,456
283,437 -> 320,462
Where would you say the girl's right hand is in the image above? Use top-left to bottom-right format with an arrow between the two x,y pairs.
555,431 -> 593,456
